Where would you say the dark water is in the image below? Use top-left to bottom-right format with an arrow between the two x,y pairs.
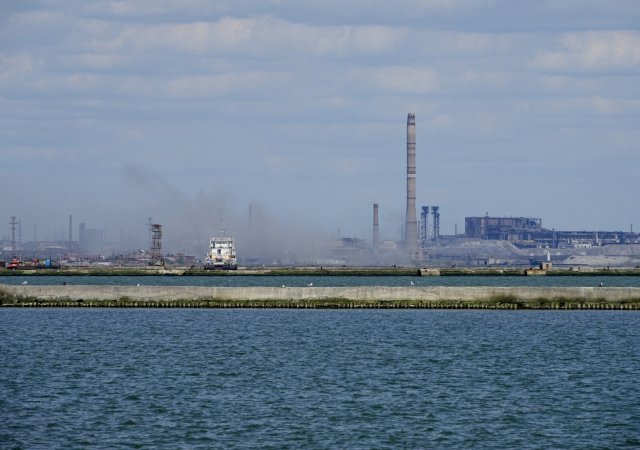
2,275 -> 640,287
1,309 -> 639,449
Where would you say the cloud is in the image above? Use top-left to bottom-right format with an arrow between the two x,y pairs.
116,128 -> 146,141
532,31 -> 640,71
591,96 -> 640,115
165,71 -> 289,98
64,53 -> 130,70
431,113 -> 455,128
458,70 -> 510,87
86,0 -> 228,17
0,54 -> 35,81
451,32 -> 497,52
264,154 -> 294,177
371,66 -> 438,94
83,0 -> 480,24
0,145 -> 57,161
95,16 -> 406,56
512,95 -> 640,117
7,68 -> 288,100
538,74 -> 597,92
4,9 -> 75,46
8,10 -> 67,27
30,73 -> 100,93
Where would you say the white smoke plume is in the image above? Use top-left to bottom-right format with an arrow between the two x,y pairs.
120,165 -> 328,263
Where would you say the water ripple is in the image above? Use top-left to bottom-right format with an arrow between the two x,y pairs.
1,309 -> 639,449
2,274 -> 640,287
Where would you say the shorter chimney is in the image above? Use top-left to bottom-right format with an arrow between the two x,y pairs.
373,203 -> 379,249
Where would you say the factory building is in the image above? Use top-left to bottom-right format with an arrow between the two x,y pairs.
465,215 -> 639,248
78,222 -> 105,250
465,216 -> 542,241
420,206 -> 441,248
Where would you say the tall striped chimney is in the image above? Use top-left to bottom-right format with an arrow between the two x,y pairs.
404,113 -> 418,259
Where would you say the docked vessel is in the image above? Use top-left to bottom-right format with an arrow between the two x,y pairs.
204,232 -> 237,270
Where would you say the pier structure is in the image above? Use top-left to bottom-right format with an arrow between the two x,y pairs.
3,285 -> 640,309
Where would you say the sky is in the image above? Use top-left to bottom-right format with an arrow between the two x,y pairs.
1,0 -> 639,254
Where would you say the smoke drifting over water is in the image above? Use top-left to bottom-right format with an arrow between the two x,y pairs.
120,165 -> 328,263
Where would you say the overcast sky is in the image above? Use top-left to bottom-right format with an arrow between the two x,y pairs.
1,0 -> 639,249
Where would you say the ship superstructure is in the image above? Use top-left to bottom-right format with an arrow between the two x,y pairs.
204,232 -> 237,270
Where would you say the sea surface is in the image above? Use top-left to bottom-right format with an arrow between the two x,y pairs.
1,309 -> 639,449
1,274 -> 640,287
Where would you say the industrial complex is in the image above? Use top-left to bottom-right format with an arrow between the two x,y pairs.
360,113 -> 640,268
3,114 -> 640,269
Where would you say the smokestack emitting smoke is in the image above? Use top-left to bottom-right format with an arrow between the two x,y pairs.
404,113 -> 418,258
373,203 -> 379,249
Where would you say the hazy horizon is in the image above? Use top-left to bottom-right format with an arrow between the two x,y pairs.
2,0 -> 639,255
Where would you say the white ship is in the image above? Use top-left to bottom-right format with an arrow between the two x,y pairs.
204,232 -> 237,270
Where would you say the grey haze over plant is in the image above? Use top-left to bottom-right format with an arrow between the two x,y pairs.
1,0 -> 639,253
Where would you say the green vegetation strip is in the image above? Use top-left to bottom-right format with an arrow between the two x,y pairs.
2,292 -> 640,310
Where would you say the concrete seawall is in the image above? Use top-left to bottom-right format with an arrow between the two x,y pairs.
2,285 -> 640,309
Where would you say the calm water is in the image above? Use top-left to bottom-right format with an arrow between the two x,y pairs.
1,309 -> 639,449
2,275 -> 640,287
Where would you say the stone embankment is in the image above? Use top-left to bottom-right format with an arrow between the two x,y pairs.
2,285 -> 640,309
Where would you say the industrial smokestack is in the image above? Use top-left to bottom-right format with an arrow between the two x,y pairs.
432,206 -> 440,242
69,214 -> 73,251
420,206 -> 430,248
404,113 -> 418,258
373,203 -> 379,249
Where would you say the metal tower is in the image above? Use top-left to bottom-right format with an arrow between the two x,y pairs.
150,224 -> 163,265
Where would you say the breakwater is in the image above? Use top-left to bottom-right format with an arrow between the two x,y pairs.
2,285 -> 640,309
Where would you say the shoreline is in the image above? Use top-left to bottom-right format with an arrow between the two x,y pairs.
1,266 -> 639,277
